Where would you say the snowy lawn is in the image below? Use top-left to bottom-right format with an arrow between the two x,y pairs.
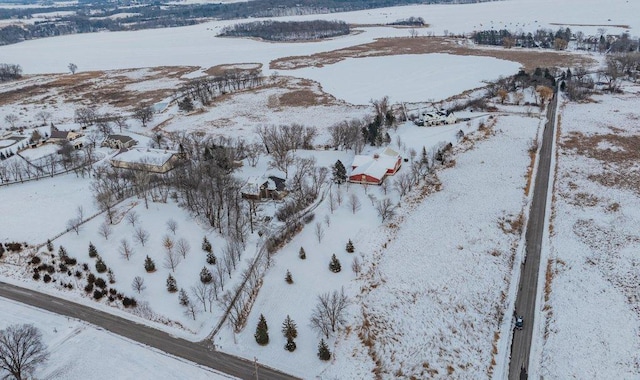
0,298 -> 233,380
538,84 -> 640,378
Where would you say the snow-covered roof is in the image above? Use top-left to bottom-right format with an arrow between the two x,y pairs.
350,146 -> 400,180
350,158 -> 389,180
111,147 -> 176,166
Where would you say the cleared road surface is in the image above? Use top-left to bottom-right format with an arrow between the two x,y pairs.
0,281 -> 299,380
508,93 -> 557,380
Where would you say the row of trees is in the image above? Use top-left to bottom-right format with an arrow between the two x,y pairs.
219,20 -> 350,42
0,63 -> 21,81
175,69 -> 264,106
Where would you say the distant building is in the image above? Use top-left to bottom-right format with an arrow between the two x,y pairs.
48,125 -> 83,149
102,134 -> 137,149
110,147 -> 182,174
349,147 -> 402,185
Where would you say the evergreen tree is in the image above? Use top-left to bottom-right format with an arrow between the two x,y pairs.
255,314 -> 269,346
95,257 -> 107,273
285,270 -> 293,284
299,247 -> 306,259
46,239 -> 54,252
329,254 -> 341,273
285,337 -> 297,352
420,146 -> 429,166
178,97 -> 194,112
206,252 -> 216,265
201,236 -> 212,253
166,274 -> 177,292
58,246 -> 68,261
107,268 -> 116,284
88,242 -> 97,258
332,160 -> 347,184
178,288 -> 190,306
144,255 -> 156,272
281,315 -> 298,340
200,267 -> 213,284
345,239 -> 354,253
317,339 -> 331,361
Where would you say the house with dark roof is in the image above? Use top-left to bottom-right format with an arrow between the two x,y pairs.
102,134 -> 137,149
241,176 -> 287,200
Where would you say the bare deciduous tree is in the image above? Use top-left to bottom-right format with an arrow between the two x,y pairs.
310,288 -> 349,339
191,283 -> 209,312
132,105 -> 154,128
315,221 -> 324,243
166,219 -> 178,234
352,256 -> 362,275
163,249 -> 182,272
0,324 -> 49,380
131,276 -> 145,293
126,211 -> 139,227
176,237 -> 190,258
134,227 -> 150,246
375,198 -> 396,222
4,114 -> 18,129
348,193 -> 361,214
35,111 -> 51,126
66,217 -> 82,235
98,221 -> 112,240
119,239 -> 134,260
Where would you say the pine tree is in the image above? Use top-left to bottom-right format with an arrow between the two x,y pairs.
345,239 -> 354,253
178,288 -> 190,306
255,314 -> 269,346
58,246 -> 68,260
144,256 -> 156,272
200,267 -> 213,284
107,268 -> 115,284
329,254 -> 341,273
202,236 -> 212,253
298,247 -> 306,260
332,160 -> 347,184
166,274 -> 177,293
285,270 -> 293,284
317,339 -> 331,361
46,240 -> 54,252
281,315 -> 298,340
206,252 -> 216,265
95,257 -> 107,273
285,337 -> 297,352
88,242 -> 98,258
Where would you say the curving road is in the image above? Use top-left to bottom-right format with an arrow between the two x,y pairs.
508,92 -> 557,380
0,281 -> 299,380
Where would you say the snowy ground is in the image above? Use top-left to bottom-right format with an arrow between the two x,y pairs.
537,83 -> 640,378
0,298 -> 234,380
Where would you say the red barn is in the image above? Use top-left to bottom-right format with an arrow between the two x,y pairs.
349,147 -> 402,185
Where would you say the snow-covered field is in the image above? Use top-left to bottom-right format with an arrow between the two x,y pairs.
537,83 -> 640,378
1,0 -> 637,75
0,298 -> 233,380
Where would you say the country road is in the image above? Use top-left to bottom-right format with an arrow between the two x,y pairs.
508,92 -> 557,380
0,281 -> 299,380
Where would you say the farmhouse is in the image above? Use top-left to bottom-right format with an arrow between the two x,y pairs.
241,176 -> 287,200
48,125 -> 83,149
110,147 -> 182,174
349,147 -> 402,185
102,134 -> 137,149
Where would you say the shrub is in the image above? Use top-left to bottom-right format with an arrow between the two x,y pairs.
122,297 -> 137,308
345,239 -> 354,253
95,277 -> 107,289
166,274 -> 177,293
318,339 -> 331,360
46,265 -> 55,274
329,254 -> 341,273
285,337 -> 297,352
285,270 -> 293,284
299,247 -> 306,260
64,257 -> 77,266
95,257 -> 107,273
206,252 -> 216,265
109,288 -> 117,295
84,283 -> 94,293
88,242 -> 98,258
75,270 -> 82,278
87,273 -> 96,284
30,256 -> 41,265
43,274 -> 52,283
32,272 -> 40,281
46,239 -> 53,252
93,290 -> 104,300
144,256 -> 156,272
58,264 -> 68,273
82,263 -> 89,271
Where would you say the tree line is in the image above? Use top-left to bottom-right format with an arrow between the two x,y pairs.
218,20 -> 350,42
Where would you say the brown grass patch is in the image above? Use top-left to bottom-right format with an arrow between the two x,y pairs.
524,139 -> 538,196
270,36 -> 596,72
203,63 -> 262,77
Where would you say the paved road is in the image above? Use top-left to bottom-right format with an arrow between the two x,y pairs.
0,281 -> 299,380
508,93 -> 557,380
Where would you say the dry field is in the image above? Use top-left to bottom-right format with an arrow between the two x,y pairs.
270,36 -> 597,72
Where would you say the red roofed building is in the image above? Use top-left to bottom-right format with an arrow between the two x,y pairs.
348,147 -> 402,185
